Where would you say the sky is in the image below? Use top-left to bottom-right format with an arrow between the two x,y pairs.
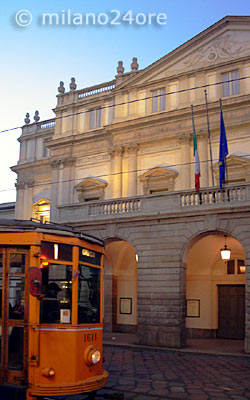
0,0 -> 249,203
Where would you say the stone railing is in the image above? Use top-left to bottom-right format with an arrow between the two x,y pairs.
88,198 -> 141,216
180,184 -> 248,207
57,184 -> 250,223
78,80 -> 116,99
39,120 -> 56,129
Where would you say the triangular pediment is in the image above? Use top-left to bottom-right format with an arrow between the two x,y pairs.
139,165 -> 178,181
214,154 -> 250,168
75,177 -> 108,190
115,16 -> 250,90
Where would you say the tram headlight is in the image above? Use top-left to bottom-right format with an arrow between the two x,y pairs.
42,367 -> 55,378
91,350 -> 101,364
84,345 -> 101,366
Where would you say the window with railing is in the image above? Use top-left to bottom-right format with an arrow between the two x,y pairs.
222,71 -> 239,97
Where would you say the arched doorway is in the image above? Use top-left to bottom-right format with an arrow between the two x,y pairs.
103,239 -> 138,333
186,233 -> 245,340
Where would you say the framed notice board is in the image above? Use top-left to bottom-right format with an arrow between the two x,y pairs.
120,298 -> 132,315
186,299 -> 200,318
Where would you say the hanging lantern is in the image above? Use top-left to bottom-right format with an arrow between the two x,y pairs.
220,235 -> 231,261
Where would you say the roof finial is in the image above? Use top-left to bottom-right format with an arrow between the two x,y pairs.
34,110 -> 40,123
58,81 -> 65,94
117,61 -> 124,76
131,57 -> 138,71
24,113 -> 30,125
70,77 -> 77,91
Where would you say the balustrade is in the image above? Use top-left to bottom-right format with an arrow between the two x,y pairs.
88,198 -> 141,216
180,185 -> 247,207
78,81 -> 116,99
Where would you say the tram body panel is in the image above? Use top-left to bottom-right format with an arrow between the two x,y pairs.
28,327 -> 106,396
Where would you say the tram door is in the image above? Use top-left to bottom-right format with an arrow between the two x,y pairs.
0,248 -> 29,385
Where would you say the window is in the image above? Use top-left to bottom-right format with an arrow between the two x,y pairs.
40,264 -> 72,324
43,141 -> 49,158
75,177 -> 107,202
89,108 -> 102,129
33,199 -> 50,223
222,71 -> 239,97
151,88 -> 166,113
78,265 -> 100,324
139,166 -> 178,194
227,259 -> 245,275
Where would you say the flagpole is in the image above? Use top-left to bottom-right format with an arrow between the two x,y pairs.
204,90 -> 215,187
191,105 -> 201,198
219,98 -> 228,184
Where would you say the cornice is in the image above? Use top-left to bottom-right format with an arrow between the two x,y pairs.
11,158 -> 52,173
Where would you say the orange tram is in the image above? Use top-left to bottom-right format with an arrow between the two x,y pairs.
0,219 -> 108,400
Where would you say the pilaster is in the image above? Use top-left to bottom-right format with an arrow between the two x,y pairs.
110,147 -> 123,198
180,135 -> 191,190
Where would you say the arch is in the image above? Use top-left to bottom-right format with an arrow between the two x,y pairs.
181,228 -> 247,266
103,238 -> 138,334
184,230 -> 246,342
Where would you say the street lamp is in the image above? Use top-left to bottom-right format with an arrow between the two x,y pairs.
220,235 -> 231,261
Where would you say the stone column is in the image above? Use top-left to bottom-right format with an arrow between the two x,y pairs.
16,179 -> 34,220
180,135 -> 191,190
122,145 -> 138,197
15,181 -> 25,219
110,147 -> 123,199
198,131 -> 209,188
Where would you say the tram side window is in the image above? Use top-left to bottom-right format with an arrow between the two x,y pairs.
78,265 -> 100,324
40,264 -> 72,324
9,277 -> 25,320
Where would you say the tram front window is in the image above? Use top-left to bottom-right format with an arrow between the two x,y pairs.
78,265 -> 100,324
40,264 -> 72,324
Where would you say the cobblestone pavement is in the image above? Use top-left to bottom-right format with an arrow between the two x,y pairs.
95,344 -> 250,400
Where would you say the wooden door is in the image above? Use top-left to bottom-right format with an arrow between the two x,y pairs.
218,285 -> 245,339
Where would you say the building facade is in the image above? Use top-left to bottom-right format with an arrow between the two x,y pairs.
12,16 -> 250,351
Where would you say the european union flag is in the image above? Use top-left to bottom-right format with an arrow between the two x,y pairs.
219,103 -> 228,188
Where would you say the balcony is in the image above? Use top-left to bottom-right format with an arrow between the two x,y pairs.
57,183 -> 250,224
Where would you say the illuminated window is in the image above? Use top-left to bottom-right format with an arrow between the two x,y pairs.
33,199 -> 50,224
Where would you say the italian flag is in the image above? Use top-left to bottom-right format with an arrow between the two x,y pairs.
192,106 -> 200,192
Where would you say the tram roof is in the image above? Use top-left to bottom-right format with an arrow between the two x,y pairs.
0,219 -> 104,246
